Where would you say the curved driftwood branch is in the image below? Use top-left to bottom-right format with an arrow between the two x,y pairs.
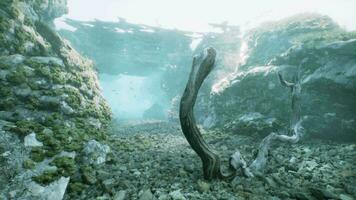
230,68 -> 304,177
179,47 -> 235,180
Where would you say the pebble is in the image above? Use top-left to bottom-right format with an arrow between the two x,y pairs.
197,180 -> 210,193
113,190 -> 126,200
139,189 -> 154,200
339,194 -> 355,200
169,190 -> 186,200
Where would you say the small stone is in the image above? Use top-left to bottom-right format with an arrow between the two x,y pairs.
88,117 -> 102,129
169,190 -> 186,200
178,168 -> 187,177
309,187 -> 338,199
289,156 -> 296,163
103,178 -> 115,193
158,193 -> 169,200
24,133 -> 43,147
139,189 -> 153,200
2,151 -> 11,157
9,190 -> 17,198
97,170 -> 111,181
236,185 -> 243,191
274,191 -> 290,198
83,171 -> 96,184
304,160 -> 318,171
42,128 -> 53,135
132,169 -> 141,177
183,164 -> 194,173
291,191 -> 314,200
96,195 -> 110,200
221,145 -> 228,151
82,140 -> 110,165
339,194 -> 354,200
119,166 -> 127,171
28,177 -> 70,200
60,101 -> 74,115
114,190 -> 126,200
197,180 -> 210,193
265,177 -> 278,188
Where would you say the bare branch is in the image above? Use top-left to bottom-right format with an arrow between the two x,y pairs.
278,71 -> 295,88
231,68 -> 304,176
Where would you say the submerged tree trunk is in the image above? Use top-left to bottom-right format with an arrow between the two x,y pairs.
179,47 -> 234,180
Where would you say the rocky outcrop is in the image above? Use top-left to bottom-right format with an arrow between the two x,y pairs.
211,14 -> 356,141
0,0 -> 111,199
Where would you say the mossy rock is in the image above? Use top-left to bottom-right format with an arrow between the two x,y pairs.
64,142 -> 83,152
0,99 -> 15,111
43,113 -> 62,126
68,182 -> 88,194
6,70 -> 26,85
0,0 -> 20,19
67,72 -> 83,87
31,157 -> 77,186
35,129 -> 63,157
42,89 -> 64,97
40,122 -> 88,153
51,64 -> 67,84
24,59 -> 43,69
44,139 -> 62,157
50,156 -> 76,177
99,101 -> 112,121
81,166 -> 97,184
27,81 -> 40,90
32,62 -> 67,84
10,120 -> 44,137
0,86 -> 12,96
35,21 -> 64,55
65,89 -> 82,109
34,64 -> 50,77
52,70 -> 67,84
39,100 -> 60,111
81,102 -> 112,123
25,96 -> 41,110
0,62 -> 12,70
14,27 -> 31,42
30,147 -> 46,162
32,169 -> 60,186
0,16 -> 11,33
23,159 -> 36,170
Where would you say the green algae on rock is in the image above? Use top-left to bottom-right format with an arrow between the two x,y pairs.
0,0 -> 111,199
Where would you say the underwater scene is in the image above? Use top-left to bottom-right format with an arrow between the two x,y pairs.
0,0 -> 355,199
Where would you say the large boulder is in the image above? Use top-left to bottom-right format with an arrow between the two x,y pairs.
211,14 -> 356,141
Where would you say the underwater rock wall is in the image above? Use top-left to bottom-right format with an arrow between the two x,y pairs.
58,20 -> 242,121
59,19 -> 193,77
58,19 -> 194,119
212,14 -> 356,141
0,0 -> 111,199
